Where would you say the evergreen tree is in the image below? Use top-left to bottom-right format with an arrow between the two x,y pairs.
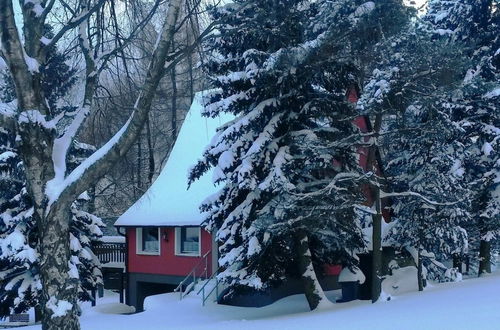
0,29 -> 104,317
425,0 -> 500,275
0,128 -> 104,318
190,0 -> 412,309
359,0 -> 499,282
67,142 -> 105,303
0,126 -> 37,317
359,35 -> 470,287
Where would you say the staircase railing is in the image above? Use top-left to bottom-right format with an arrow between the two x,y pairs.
174,250 -> 211,300
196,266 -> 222,306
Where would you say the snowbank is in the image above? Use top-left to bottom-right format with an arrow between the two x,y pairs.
338,266 -> 366,284
15,271 -> 500,330
99,236 -> 125,244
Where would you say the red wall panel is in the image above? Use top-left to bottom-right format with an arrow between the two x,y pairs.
128,227 -> 213,277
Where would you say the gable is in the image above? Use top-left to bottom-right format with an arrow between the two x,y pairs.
115,92 -> 233,227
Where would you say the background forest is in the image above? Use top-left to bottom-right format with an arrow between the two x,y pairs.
0,0 -> 498,329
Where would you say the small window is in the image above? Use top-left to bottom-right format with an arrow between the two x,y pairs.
137,227 -> 160,255
175,227 -> 200,256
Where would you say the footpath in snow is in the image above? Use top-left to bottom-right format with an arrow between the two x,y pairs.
16,271 -> 500,330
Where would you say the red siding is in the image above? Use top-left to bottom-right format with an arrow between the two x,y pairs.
127,227 -> 213,277
349,88 -> 391,222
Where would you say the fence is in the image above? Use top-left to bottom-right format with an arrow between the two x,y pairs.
93,241 -> 126,264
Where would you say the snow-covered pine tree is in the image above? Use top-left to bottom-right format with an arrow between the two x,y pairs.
0,30 -> 104,317
0,124 -> 37,318
357,5 -> 477,288
190,0 -> 412,309
425,0 -> 500,276
0,137 -> 104,317
67,142 -> 105,303
380,95 -> 470,286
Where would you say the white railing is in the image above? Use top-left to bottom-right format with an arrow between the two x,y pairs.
174,250 -> 211,299
196,267 -> 222,306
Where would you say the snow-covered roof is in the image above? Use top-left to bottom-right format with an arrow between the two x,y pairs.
115,92 -> 232,227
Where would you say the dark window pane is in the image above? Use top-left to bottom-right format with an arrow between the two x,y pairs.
142,227 -> 159,253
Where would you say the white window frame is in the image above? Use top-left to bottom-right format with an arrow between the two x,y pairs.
175,227 -> 201,257
136,227 -> 161,255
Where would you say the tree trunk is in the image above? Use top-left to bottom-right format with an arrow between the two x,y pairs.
417,248 -> 424,291
0,0 -> 186,328
170,61 -> 178,141
136,138 -> 142,198
295,230 -> 331,310
478,239 -> 491,277
146,116 -> 155,185
371,187 -> 382,302
452,253 -> 462,271
38,205 -> 80,330
187,51 -> 194,102
363,112 -> 384,303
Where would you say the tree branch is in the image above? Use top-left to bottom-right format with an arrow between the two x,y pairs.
47,0 -> 185,214
380,190 -> 462,206
0,0 -> 39,110
45,0 -> 107,52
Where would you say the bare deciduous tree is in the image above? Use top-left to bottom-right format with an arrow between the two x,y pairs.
0,0 -> 211,328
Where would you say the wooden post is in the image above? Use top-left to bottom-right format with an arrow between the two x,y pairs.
35,305 -> 42,322
98,284 -> 104,298
119,270 -> 124,304
371,187 -> 382,302
478,239 -> 491,277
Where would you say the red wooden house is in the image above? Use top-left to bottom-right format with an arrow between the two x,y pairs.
114,93 -> 229,310
115,90 -> 386,311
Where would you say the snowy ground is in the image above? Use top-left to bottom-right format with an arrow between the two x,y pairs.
10,269 -> 500,330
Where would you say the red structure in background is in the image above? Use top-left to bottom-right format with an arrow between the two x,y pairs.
322,87 -> 391,276
349,87 -> 391,221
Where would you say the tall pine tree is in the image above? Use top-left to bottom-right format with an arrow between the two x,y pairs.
358,0 -> 499,283
425,0 -> 499,275
190,0 -> 412,309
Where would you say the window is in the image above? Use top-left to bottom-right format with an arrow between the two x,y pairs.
137,227 -> 160,255
175,227 -> 200,256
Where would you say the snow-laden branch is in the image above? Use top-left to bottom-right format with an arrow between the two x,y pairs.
380,190 -> 462,206
45,0 -> 185,215
45,9 -> 99,203
46,105 -> 92,205
46,0 -> 183,191
261,0 -> 376,75
46,114 -> 133,210
0,0 -> 40,110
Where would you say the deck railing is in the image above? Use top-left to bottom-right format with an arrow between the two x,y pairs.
93,241 -> 126,264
